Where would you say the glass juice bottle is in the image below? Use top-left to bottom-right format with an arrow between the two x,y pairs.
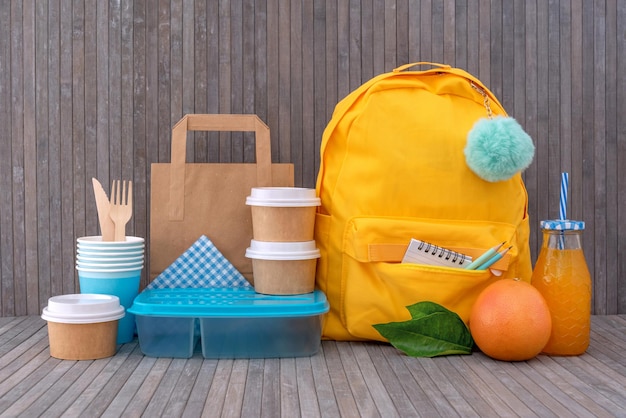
531,220 -> 591,355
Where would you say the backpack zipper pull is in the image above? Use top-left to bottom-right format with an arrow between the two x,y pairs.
470,81 -> 493,119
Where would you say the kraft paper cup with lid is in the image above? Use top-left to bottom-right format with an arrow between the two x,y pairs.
246,187 -> 321,242
41,294 -> 125,360
245,240 -> 321,295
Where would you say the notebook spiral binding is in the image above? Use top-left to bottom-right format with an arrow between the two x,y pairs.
402,239 -> 473,268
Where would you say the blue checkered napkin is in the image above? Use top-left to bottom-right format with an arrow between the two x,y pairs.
147,235 -> 251,289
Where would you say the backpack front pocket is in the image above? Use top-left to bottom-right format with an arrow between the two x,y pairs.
340,217 -> 519,341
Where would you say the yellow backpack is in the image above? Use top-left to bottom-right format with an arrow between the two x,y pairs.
314,63 -> 533,341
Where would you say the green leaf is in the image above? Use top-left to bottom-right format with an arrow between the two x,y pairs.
373,303 -> 474,357
406,301 -> 457,319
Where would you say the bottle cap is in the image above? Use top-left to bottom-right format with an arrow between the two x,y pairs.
540,220 -> 585,231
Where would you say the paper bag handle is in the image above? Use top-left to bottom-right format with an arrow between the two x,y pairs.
168,114 -> 273,220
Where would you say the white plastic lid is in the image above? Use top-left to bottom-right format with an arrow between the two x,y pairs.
41,294 -> 125,324
245,240 -> 321,260
246,187 -> 321,207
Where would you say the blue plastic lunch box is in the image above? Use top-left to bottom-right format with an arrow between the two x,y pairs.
127,288 -> 329,359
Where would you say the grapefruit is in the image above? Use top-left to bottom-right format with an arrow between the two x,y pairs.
469,278 -> 552,361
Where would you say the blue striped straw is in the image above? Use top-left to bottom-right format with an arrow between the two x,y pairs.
559,172 -> 569,221
558,172 -> 569,249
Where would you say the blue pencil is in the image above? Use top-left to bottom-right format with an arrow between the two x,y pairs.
465,242 -> 506,270
475,246 -> 512,270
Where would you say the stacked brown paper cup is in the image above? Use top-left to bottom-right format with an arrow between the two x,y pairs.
245,187 -> 321,295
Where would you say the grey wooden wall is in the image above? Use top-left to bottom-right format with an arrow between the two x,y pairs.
1,0 -> 624,316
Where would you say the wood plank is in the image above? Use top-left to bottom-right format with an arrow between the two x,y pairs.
335,342 -> 380,417
278,1 -> 292,165
535,355 -> 626,415
290,0 -> 304,185
35,0 -> 52,310
459,354 -> 536,416
240,359 -> 264,417
143,0 -> 158,260
72,344 -> 143,416
440,355 -> 514,416
453,0 -> 467,68
617,1 -> 626,313
58,0 -> 76,297
309,342 -> 341,417
23,0 -> 39,316
301,0 -> 316,189
218,0 -> 233,162
295,356 -> 322,418
83,0 -> 99,239
182,0 -> 195,164
162,357 -> 204,416
0,353 -> 65,415
524,0 -> 540,259
466,0 -> 479,75
373,343 -> 441,416
202,358 -> 233,416
100,355 -> 161,416
243,0 -> 258,159
61,343 -> 141,416
359,0 -> 374,81
126,358 -> 186,417
399,353 -> 459,416
313,0 -> 327,177
321,341 -> 361,417
500,0 -> 514,110
279,357 -> 300,417
419,0 -> 433,63
442,0 -> 455,65
0,0 -> 14,318
221,358 -> 248,417
260,357 -> 280,418
477,0 -> 490,83
592,0 -> 608,315
47,0 -> 64,298
229,0 -> 245,163
132,0 -> 148,252
38,353 -> 123,416
349,342 -> 401,417
417,356 -> 479,416
0,317 -> 47,362
471,353 -> 555,416
181,359 -> 219,417
0,336 -> 51,397
603,0 -> 619,314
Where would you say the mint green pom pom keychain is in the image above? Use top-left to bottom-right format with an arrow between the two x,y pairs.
464,84 -> 535,182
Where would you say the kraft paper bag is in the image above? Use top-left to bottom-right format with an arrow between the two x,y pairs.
150,114 -> 294,283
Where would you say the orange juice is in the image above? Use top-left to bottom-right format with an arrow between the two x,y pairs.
531,223 -> 591,356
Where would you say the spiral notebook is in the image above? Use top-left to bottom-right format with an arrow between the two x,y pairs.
402,238 -> 473,268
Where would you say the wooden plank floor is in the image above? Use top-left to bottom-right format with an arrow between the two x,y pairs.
0,315 -> 625,417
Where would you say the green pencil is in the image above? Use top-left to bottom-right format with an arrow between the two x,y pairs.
465,242 -> 506,270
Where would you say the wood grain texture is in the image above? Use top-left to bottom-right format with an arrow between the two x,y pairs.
1,0 -> 625,315
0,315 -> 623,415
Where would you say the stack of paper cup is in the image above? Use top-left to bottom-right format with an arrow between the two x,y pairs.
75,236 -> 144,344
245,187 -> 321,295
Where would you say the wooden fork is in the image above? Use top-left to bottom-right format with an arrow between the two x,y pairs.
109,180 -> 133,242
